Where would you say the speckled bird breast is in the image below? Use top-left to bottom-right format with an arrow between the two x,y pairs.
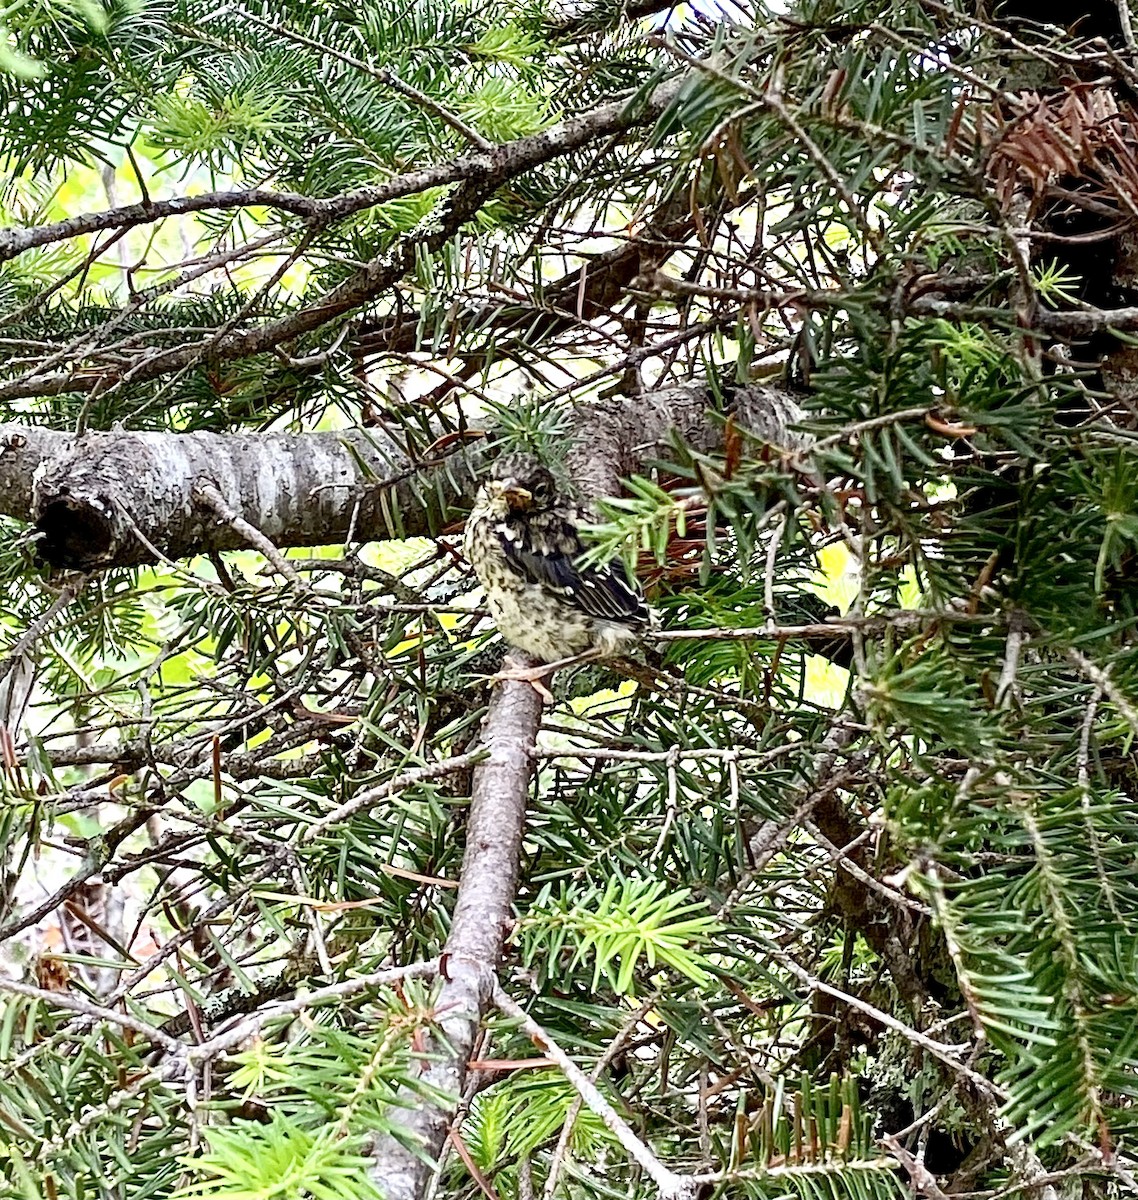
464,502 -> 599,661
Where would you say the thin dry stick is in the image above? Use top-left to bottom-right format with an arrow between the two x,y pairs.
763,510 -> 786,624
493,983 -> 700,1200
541,995 -> 658,1200
192,480 -> 305,586
1074,686 -> 1122,920
0,574 -> 89,685
534,745 -> 798,765
803,819 -> 931,916
653,609 -> 1001,641
688,1157 -> 901,1186
1067,647 -> 1138,736
0,976 -> 184,1055
767,947 -> 1002,1097
994,612 -> 1026,709
189,961 -> 439,1060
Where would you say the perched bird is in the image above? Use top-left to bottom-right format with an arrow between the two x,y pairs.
464,452 -> 652,685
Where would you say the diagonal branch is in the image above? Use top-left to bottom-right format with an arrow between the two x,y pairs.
0,82 -> 678,268
492,984 -> 701,1200
0,79 -> 682,403
368,661 -> 543,1198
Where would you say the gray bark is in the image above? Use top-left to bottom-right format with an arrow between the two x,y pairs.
0,422 -> 480,570
368,659 -> 543,1198
0,383 -> 801,569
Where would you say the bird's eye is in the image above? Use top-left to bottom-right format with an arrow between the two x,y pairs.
531,481 -> 549,504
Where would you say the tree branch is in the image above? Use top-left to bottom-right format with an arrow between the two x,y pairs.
0,79 -> 682,403
0,382 -> 800,569
0,82 -> 678,268
368,660 -> 543,1197
492,983 -> 700,1200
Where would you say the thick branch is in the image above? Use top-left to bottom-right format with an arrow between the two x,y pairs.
0,382 -> 799,569
368,660 -> 543,1197
0,423 -> 480,569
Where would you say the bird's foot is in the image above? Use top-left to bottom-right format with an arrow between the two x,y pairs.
489,663 -> 558,702
489,651 -> 600,702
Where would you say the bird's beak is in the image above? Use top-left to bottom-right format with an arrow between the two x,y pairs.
487,480 -> 533,510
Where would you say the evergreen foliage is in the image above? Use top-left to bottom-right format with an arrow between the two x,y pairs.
1,1 -> 1138,1198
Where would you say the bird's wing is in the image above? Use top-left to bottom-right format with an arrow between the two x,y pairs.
497,510 -> 649,624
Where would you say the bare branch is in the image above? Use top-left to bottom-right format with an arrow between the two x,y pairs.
492,983 -> 701,1200
368,661 -> 542,1197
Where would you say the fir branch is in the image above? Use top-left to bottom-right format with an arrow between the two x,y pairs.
368,659 -> 543,1197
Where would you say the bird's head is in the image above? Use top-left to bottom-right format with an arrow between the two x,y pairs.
485,453 -> 558,513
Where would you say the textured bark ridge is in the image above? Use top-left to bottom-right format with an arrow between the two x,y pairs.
0,424 -> 480,569
0,382 -> 801,569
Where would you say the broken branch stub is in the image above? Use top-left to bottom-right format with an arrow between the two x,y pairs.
18,426 -> 482,570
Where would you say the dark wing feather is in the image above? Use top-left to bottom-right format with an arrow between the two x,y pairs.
497,509 -> 649,625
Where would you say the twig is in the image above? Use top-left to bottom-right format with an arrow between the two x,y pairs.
541,995 -> 658,1200
492,983 -> 700,1200
534,745 -> 797,765
0,976 -> 184,1055
1077,686 -> 1101,792
193,480 -> 305,587
882,1134 -> 951,1200
188,961 -> 439,1060
299,749 -> 488,842
763,510 -> 786,625
803,819 -> 931,916
1116,0 -> 1138,55
1073,686 -> 1121,920
994,613 -> 1026,709
649,746 -> 680,865
767,946 -> 1002,1097
0,575 -> 89,685
688,1157 -> 901,1186
242,13 -> 494,151
1067,648 -> 1138,736
652,610 -> 999,641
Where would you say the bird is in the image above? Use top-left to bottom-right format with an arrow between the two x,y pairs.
463,452 -> 652,690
